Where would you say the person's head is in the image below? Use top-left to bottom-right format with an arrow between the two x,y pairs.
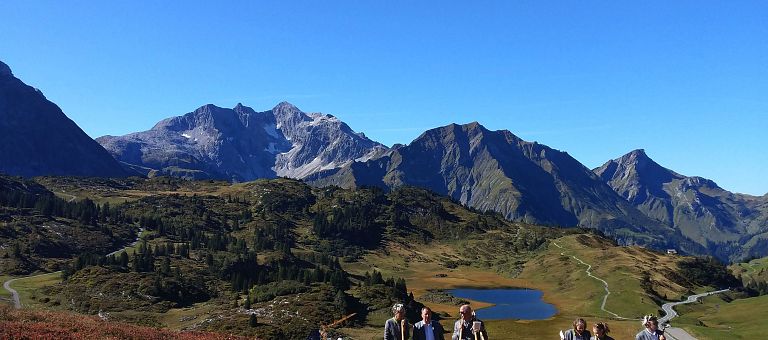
458,304 -> 473,321
421,307 -> 432,323
573,318 -> 587,334
392,303 -> 405,321
642,315 -> 659,331
592,322 -> 610,337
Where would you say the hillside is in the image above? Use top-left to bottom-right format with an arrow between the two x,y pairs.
307,122 -> 706,256
0,61 -> 128,178
0,305 -> 245,339
0,175 -> 136,275
2,176 -> 573,338
595,149 -> 768,262
1,176 -> 747,339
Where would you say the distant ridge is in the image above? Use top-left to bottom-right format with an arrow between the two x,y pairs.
97,102 -> 386,181
4,57 -> 765,261
595,149 -> 768,261
0,60 -> 128,178
306,122 -> 706,254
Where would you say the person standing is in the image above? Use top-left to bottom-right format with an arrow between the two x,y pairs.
413,306 -> 445,340
590,322 -> 614,340
635,315 -> 666,340
561,318 -> 591,340
385,303 -> 411,340
452,304 -> 488,340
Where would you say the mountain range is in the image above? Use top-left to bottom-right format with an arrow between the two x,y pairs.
1,59 -> 765,261
595,149 -> 768,261
96,102 -> 386,181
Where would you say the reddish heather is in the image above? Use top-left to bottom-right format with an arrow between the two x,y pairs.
0,306 -> 250,339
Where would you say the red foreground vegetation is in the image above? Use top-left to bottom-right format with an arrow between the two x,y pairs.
0,306 -> 250,340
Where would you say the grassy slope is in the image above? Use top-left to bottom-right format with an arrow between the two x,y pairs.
0,275 -> 11,299
672,293 -> 768,339
5,177 -> 753,339
8,272 -> 63,309
0,305 -> 245,339
730,255 -> 768,284
338,233 -> 709,339
485,234 -> 694,340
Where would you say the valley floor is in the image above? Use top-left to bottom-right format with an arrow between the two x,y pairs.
2,227 -> 759,339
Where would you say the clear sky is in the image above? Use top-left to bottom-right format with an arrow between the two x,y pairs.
1,1 -> 766,195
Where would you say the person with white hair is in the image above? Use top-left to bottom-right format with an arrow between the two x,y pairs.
452,304 -> 487,340
385,303 -> 411,340
635,315 -> 666,340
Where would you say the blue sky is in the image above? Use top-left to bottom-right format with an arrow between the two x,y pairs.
1,1 -> 766,195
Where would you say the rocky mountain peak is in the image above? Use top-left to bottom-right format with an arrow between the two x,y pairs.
625,148 -> 648,160
233,102 -> 247,112
595,149 -> 681,184
0,60 -> 12,77
99,101 -> 387,181
272,101 -> 300,115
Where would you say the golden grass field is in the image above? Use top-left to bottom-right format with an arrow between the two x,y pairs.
5,179 -> 763,339
671,293 -> 768,339
335,234 -> 693,339
7,272 -> 63,309
3,225 -> 762,340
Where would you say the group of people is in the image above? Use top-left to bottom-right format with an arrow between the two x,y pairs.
385,303 -> 667,340
384,304 -> 487,340
560,318 -> 612,340
560,315 -> 666,340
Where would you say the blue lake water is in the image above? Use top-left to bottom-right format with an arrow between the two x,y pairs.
449,288 -> 557,320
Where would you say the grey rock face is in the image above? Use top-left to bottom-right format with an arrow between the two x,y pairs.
307,122 -> 694,252
0,60 -> 128,178
595,149 -> 768,261
97,102 -> 386,181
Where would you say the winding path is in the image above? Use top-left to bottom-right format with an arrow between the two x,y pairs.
3,278 -> 21,309
2,189 -> 75,309
2,228 -> 144,309
552,241 -> 730,340
552,241 -> 634,320
659,289 -> 729,325
657,289 -> 730,340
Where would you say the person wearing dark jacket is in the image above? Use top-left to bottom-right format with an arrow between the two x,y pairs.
413,306 -> 444,340
590,322 -> 614,340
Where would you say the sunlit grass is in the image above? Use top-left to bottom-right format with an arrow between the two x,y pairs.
672,294 -> 768,339
10,271 -> 63,309
0,275 -> 12,299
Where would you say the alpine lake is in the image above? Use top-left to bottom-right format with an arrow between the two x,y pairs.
449,288 -> 557,320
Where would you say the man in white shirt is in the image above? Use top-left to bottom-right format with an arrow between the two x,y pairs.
635,315 -> 666,340
413,306 -> 445,340
452,305 -> 487,340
